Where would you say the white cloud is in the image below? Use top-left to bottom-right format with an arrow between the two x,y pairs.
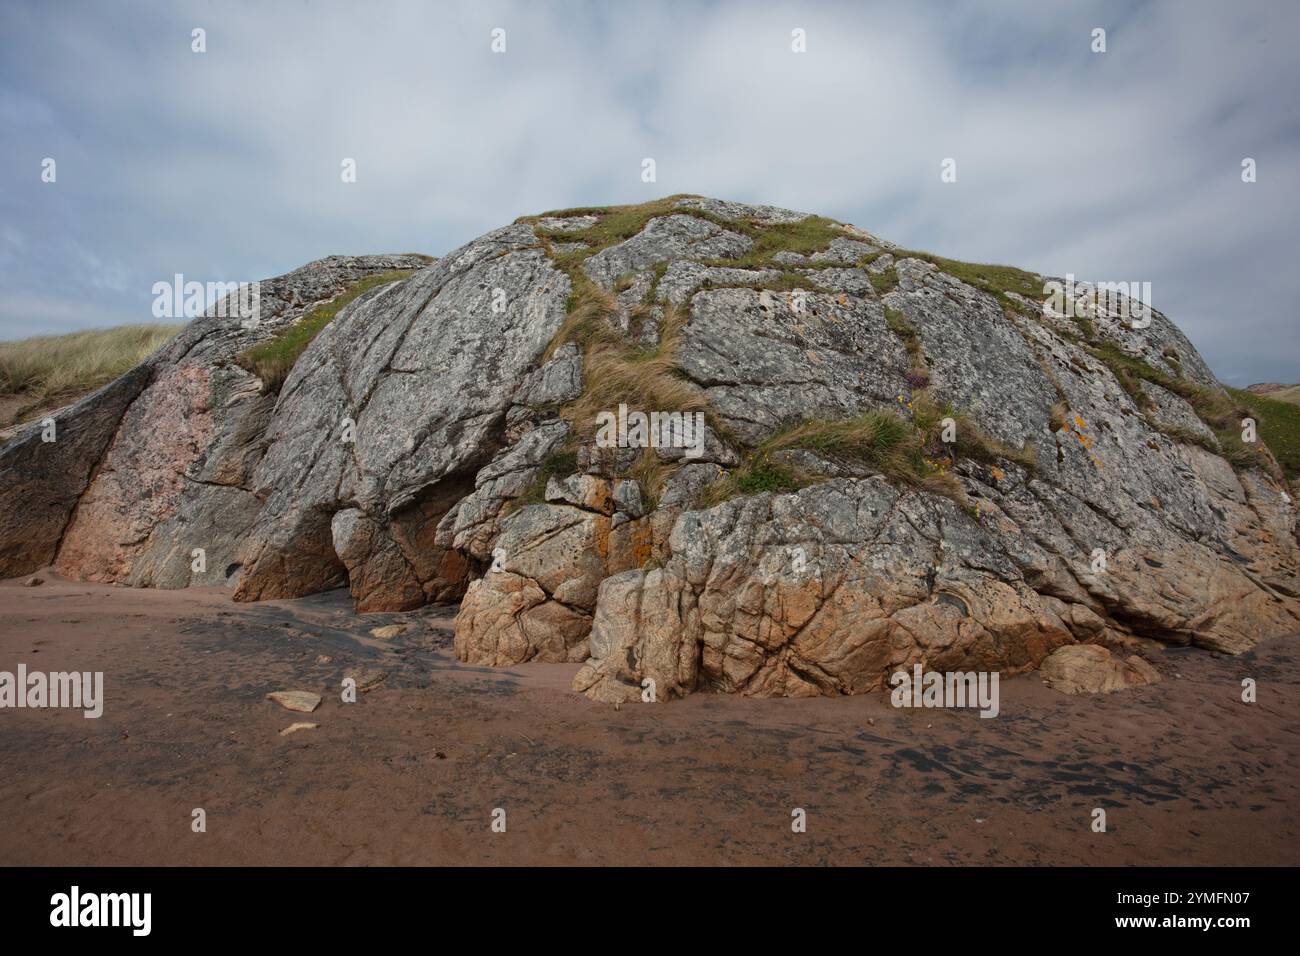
1,0 -> 1296,383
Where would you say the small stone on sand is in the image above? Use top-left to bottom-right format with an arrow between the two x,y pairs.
345,668 -> 388,693
279,722 -> 319,736
266,690 -> 321,713
370,625 -> 405,639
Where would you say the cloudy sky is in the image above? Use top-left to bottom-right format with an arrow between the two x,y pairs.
2,0 -> 1296,384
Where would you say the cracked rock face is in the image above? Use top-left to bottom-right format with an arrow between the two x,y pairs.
232,227 -> 569,608
574,477 -> 1076,702
0,254 -> 430,584
1039,643 -> 1162,695
3,195 -> 1297,703
678,287 -> 912,444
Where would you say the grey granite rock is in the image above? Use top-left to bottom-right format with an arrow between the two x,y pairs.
671,196 -> 812,225
583,215 -> 752,289
676,287 -> 911,443
1,254 -> 429,583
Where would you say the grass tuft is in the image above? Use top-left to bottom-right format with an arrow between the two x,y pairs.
703,395 -> 1035,507
235,269 -> 415,393
703,215 -> 847,269
1084,342 -> 1284,480
513,449 -> 580,509
527,196 -> 726,254
528,197 -> 850,305
544,279 -> 625,361
894,251 -> 1044,302
884,306 -> 922,363
870,266 -> 900,295
560,298 -> 708,438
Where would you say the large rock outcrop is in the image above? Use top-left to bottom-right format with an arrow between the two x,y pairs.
0,254 -> 430,583
3,196 -> 1297,702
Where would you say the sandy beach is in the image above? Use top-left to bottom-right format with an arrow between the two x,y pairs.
1,572 -> 1296,866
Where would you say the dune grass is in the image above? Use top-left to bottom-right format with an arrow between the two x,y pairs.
1226,386 -> 1300,482
235,269 -> 415,393
1247,384 -> 1300,406
1271,384 -> 1300,405
0,324 -> 180,423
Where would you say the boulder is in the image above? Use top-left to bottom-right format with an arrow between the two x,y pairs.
1040,644 -> 1162,694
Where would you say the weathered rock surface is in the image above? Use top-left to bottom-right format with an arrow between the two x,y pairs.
452,478 -> 656,665
574,477 -> 1075,702
232,227 -> 567,609
1039,644 -> 1161,694
678,286 -> 912,444
266,690 -> 322,713
583,214 -> 751,287
3,195 -> 1297,704
0,254 -> 431,584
